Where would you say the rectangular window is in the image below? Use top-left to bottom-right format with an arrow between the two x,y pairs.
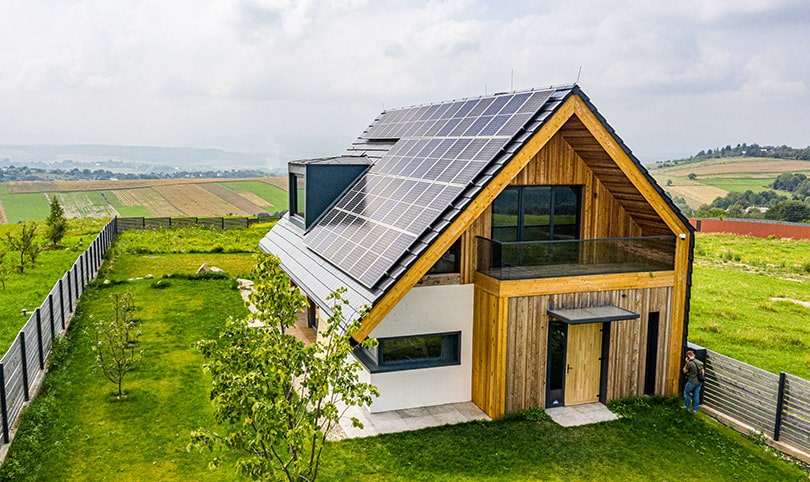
492,185 -> 581,242
427,240 -> 460,275
290,173 -> 305,218
354,332 -> 461,372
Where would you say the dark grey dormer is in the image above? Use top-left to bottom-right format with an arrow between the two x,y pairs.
288,155 -> 372,231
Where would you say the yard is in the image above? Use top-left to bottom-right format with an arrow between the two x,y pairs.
0,227 -> 807,480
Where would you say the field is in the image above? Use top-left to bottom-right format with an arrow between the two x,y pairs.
1,227 -> 805,480
0,178 -> 288,223
648,157 -> 810,210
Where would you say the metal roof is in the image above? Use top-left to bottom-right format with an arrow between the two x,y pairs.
259,84 -> 692,320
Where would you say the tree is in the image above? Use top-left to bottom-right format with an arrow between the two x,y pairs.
5,222 -> 41,274
45,196 -> 68,246
92,290 -> 142,399
190,253 -> 377,481
765,200 -> 810,223
0,248 -> 7,289
687,173 -> 697,180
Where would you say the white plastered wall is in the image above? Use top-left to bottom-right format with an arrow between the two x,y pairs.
360,283 -> 474,413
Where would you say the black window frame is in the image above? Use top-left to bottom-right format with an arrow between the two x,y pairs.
289,172 -> 306,219
426,240 -> 461,275
353,331 -> 461,373
491,185 -> 582,242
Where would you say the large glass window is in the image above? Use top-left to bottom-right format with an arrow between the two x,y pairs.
492,186 -> 581,242
354,332 -> 461,372
290,173 -> 305,218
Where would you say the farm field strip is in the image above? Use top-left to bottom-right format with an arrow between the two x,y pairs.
5,177 -> 278,194
53,191 -> 120,218
200,183 -> 264,215
152,183 -> 247,216
655,159 -> 810,177
663,185 -> 728,209
113,187 -> 183,216
221,180 -> 287,209
0,184 -> 50,223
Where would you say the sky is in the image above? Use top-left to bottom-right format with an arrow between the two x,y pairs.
1,0 -> 808,165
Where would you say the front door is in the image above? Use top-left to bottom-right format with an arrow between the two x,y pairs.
564,323 -> 602,405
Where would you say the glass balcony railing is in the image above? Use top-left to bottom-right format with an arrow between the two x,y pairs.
477,235 -> 676,280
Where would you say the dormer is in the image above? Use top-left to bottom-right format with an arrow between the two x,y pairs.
288,155 -> 372,231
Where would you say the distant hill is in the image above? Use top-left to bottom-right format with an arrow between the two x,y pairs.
648,155 -> 810,212
0,177 -> 288,224
0,145 -> 288,175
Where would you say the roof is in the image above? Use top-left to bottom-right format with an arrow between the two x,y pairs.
289,155 -> 373,166
259,84 -> 692,325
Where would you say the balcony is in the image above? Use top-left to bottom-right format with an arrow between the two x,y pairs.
477,235 -> 676,281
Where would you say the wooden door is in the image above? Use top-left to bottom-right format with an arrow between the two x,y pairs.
564,323 -> 602,405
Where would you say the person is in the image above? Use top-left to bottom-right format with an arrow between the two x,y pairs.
683,349 -> 705,412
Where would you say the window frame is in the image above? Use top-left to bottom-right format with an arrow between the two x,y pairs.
491,185 -> 582,242
353,331 -> 462,373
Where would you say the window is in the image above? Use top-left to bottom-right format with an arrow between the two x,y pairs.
427,240 -> 460,275
492,186 -> 581,242
354,332 -> 461,372
290,172 -> 305,218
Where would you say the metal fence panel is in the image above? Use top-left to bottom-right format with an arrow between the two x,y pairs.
781,374 -> 810,451
703,350 -> 780,436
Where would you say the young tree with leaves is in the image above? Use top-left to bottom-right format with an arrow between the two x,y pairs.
92,290 -> 142,399
190,253 -> 377,481
5,222 -> 41,274
45,196 -> 68,247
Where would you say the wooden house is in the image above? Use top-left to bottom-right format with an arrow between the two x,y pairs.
260,85 -> 694,419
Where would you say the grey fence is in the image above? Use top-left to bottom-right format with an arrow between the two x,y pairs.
0,218 -> 117,444
115,216 -> 277,233
702,349 -> 810,455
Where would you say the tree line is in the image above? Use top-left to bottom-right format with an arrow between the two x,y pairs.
690,172 -> 810,223
0,165 -> 271,182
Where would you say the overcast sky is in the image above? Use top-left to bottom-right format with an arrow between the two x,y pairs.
1,0 -> 808,165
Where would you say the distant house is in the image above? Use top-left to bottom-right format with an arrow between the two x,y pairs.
260,85 -> 694,419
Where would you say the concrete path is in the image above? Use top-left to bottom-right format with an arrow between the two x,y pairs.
338,401 -> 490,439
545,402 -> 618,427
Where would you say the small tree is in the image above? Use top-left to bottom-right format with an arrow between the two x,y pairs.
190,253 -> 377,481
5,222 -> 41,274
92,291 -> 142,399
0,248 -> 7,289
45,196 -> 68,247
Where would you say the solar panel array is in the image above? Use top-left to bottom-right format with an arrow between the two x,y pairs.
306,89 -> 555,289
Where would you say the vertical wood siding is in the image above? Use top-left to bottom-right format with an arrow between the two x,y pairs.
504,287 -> 673,413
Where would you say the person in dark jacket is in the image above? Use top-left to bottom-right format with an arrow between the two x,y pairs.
683,349 -> 705,412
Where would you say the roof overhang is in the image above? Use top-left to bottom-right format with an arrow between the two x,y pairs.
547,305 -> 639,324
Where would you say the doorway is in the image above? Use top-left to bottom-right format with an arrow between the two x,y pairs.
546,321 -> 605,407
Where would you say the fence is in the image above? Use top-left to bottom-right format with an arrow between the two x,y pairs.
701,349 -> 810,460
115,216 -> 277,233
0,218 -> 117,445
690,217 -> 810,241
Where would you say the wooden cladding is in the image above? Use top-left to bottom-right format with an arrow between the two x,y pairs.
472,287 -> 509,418
504,287 -> 673,413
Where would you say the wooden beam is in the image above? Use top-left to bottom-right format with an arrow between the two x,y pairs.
475,271 -> 676,298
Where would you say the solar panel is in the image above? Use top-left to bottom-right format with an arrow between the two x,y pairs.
307,89 -> 557,289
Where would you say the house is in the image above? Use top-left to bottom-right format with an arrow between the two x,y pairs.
259,84 -> 694,419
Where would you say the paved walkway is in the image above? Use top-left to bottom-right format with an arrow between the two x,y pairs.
545,402 -> 618,427
338,401 -> 491,439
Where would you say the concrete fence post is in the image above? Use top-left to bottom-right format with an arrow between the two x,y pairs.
0,363 -> 9,443
774,372 -> 787,441
18,333 -> 29,402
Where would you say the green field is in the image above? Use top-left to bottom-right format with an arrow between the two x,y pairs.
0,178 -> 288,223
0,184 -> 50,223
689,233 -> 810,378
1,227 -> 805,480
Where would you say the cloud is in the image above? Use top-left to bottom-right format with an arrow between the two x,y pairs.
0,0 -> 808,160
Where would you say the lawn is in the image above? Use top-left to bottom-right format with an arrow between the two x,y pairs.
0,218 -> 109,352
689,233 -> 810,378
1,227 -> 806,480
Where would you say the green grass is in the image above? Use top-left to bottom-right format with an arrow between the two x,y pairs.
318,398 -> 804,481
0,184 -> 50,223
0,274 -> 250,481
0,219 -> 108,352
689,234 -> 810,378
221,180 -> 288,212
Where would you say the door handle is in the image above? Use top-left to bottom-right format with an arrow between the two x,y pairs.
567,364 -> 572,373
